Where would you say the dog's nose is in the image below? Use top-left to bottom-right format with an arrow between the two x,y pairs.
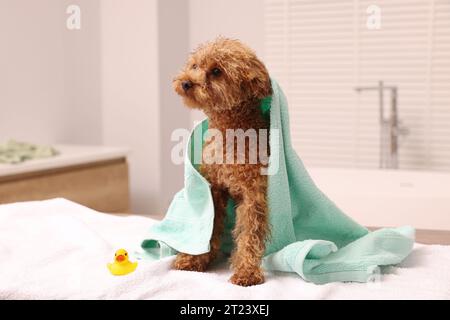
182,80 -> 193,92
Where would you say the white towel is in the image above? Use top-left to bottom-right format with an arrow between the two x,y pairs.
0,198 -> 449,299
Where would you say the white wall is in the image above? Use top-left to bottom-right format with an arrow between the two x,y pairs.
0,0 -> 189,215
158,0 -> 191,211
63,0 -> 102,145
0,0 -> 262,216
100,0 -> 161,215
0,0 -> 102,144
188,0 -> 265,123
189,0 -> 265,55
100,0 -> 190,214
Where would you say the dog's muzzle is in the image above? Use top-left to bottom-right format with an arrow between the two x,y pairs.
182,80 -> 193,92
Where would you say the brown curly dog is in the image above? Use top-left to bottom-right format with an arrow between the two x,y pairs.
173,37 -> 272,286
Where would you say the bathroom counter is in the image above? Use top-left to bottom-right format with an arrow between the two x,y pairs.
0,145 -> 130,213
0,145 -> 129,178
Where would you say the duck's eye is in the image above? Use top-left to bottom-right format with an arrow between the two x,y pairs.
192,64 -> 198,70
211,68 -> 221,77
125,253 -> 128,256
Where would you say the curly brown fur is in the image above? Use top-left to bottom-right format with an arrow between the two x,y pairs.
173,37 -> 272,286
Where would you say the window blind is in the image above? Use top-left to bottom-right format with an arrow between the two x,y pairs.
264,0 -> 450,171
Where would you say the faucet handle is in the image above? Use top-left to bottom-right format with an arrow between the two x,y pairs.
393,121 -> 409,144
398,126 -> 410,136
396,120 -> 410,137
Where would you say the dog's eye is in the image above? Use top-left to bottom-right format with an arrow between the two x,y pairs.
192,64 -> 198,70
211,68 -> 221,77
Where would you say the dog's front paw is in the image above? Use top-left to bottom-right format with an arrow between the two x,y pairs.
173,253 -> 210,272
230,269 -> 265,287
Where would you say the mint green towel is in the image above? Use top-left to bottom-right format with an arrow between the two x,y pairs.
140,79 -> 415,284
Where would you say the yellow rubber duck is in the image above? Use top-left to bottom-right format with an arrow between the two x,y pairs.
107,249 -> 138,276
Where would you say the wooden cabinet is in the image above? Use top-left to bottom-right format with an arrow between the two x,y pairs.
0,145 -> 130,213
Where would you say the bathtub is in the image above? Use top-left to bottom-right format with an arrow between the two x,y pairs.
307,168 -> 450,231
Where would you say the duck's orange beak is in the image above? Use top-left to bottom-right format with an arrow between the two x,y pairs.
116,255 -> 125,262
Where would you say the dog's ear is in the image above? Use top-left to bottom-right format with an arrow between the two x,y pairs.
242,57 -> 273,100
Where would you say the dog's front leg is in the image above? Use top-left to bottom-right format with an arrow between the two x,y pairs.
230,182 -> 269,286
173,187 -> 228,272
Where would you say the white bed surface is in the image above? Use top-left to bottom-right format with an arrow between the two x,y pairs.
0,198 -> 449,300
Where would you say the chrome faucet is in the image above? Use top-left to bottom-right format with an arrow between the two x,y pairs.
355,81 -> 408,169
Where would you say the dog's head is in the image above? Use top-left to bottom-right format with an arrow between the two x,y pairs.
173,37 -> 272,112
